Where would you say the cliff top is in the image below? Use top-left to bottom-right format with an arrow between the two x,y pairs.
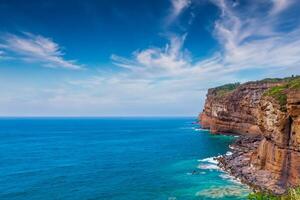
212,83 -> 240,97
263,77 -> 300,111
210,76 -> 300,100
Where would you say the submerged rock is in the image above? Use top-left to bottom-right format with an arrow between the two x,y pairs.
196,185 -> 249,198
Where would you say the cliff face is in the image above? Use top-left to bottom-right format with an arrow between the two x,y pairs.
200,82 -> 281,135
200,77 -> 300,194
253,90 -> 300,188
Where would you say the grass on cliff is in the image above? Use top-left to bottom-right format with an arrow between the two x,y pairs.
258,75 -> 300,84
248,187 -> 300,200
214,82 -> 240,97
263,77 -> 300,111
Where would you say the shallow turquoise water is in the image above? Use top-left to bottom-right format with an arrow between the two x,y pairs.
0,117 -> 250,199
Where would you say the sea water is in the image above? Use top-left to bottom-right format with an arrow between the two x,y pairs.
0,117 -> 250,200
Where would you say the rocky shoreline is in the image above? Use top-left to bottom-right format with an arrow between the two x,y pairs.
200,77 -> 300,195
217,136 -> 286,195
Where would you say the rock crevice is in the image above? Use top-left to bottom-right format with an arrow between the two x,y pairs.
200,77 -> 300,194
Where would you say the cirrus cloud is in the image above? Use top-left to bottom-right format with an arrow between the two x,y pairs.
2,0 -> 300,116
0,32 -> 83,70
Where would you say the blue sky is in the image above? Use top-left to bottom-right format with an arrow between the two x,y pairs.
0,0 -> 300,116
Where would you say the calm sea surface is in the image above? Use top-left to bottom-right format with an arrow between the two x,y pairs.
0,117 -> 250,200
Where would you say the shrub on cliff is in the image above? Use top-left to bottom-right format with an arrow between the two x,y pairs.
248,192 -> 279,200
248,187 -> 300,200
214,82 -> 240,97
263,77 -> 300,111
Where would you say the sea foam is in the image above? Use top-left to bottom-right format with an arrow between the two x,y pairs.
192,127 -> 210,132
197,156 -> 220,170
197,164 -> 220,170
197,157 -> 218,164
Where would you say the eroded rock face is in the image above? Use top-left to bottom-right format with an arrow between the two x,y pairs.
200,82 -> 280,135
253,90 -> 300,189
200,79 -> 300,194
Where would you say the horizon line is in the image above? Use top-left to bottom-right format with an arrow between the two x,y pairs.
0,115 -> 197,118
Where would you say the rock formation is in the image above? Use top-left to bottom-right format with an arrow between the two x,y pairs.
200,77 -> 300,194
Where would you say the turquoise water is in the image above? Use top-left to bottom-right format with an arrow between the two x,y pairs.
0,117 -> 250,200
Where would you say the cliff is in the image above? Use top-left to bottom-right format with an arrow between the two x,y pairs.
200,77 -> 300,194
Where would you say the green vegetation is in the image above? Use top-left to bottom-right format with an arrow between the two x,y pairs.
214,82 -> 240,97
264,85 -> 288,110
248,187 -> 300,200
248,192 -> 279,200
212,76 -> 300,103
263,76 -> 300,111
288,77 -> 300,89
256,75 -> 300,84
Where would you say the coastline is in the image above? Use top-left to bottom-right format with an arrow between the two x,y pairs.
216,135 -> 286,194
199,76 -> 300,195
199,130 -> 288,195
194,128 -> 253,198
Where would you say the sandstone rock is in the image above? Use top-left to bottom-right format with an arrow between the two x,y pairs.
200,82 -> 281,135
254,89 -> 300,190
200,78 -> 300,194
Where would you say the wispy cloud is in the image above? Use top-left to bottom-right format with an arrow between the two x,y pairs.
2,0 -> 300,116
100,0 -> 300,115
171,0 -> 191,16
211,0 -> 300,71
166,0 -> 191,25
270,0 -> 293,15
0,32 -> 83,69
113,0 -> 300,78
111,34 -> 191,78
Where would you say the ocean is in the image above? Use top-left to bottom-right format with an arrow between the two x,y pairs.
0,117 -> 250,200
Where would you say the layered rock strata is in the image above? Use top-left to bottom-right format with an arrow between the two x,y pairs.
200,78 -> 300,194
200,82 -> 282,135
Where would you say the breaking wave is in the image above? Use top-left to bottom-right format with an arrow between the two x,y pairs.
197,157 -> 218,164
197,156 -> 220,170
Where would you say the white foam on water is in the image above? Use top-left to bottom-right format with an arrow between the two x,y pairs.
226,151 -> 233,156
219,173 -> 244,185
219,173 -> 231,179
197,164 -> 220,170
229,145 -> 235,150
197,157 -> 218,164
197,156 -> 221,170
193,127 -> 210,132
193,128 -> 202,131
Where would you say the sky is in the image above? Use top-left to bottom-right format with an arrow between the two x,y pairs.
0,0 -> 300,116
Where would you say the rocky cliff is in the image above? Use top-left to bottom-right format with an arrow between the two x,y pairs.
200,77 -> 300,194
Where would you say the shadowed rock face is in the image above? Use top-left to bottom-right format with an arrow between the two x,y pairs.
200,79 -> 300,194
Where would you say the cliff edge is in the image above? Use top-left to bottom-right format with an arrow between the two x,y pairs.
200,77 -> 300,194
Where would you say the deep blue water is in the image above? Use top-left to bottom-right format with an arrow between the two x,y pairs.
0,117 -> 250,200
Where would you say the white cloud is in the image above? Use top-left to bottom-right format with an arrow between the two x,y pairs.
111,34 -> 191,77
211,0 -> 300,71
101,0 -> 300,115
166,0 -> 191,25
2,0 -> 300,116
270,0 -> 293,15
0,32 -> 83,69
172,0 -> 191,16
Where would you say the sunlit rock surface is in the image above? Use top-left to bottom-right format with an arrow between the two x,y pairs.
200,77 -> 300,194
